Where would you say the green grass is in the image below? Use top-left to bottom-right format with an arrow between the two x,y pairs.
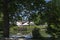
10,25 -> 49,37
0,31 -> 3,38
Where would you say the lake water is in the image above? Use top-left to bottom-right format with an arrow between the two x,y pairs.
16,38 -> 41,40
17,37 -> 55,40
0,37 -> 58,40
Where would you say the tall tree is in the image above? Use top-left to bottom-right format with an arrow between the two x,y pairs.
46,0 -> 60,39
2,0 -> 17,38
3,0 -> 10,38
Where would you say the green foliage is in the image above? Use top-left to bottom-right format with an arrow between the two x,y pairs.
30,13 -> 40,25
0,0 -> 46,38
0,0 -> 60,39
45,0 -> 60,39
0,13 -> 3,38
10,26 -> 19,34
34,15 -> 40,25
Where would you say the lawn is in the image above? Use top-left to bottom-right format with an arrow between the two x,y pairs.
10,25 -> 50,37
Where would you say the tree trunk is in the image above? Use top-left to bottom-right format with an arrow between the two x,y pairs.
3,0 -> 10,38
28,17 -> 30,26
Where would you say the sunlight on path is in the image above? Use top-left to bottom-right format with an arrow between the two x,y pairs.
18,38 -> 25,40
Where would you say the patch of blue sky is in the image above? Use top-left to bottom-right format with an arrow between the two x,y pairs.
45,0 -> 51,3
24,16 -> 28,21
31,3 -> 34,5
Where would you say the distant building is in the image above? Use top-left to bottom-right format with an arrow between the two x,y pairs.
23,22 -> 29,26
16,21 -> 22,26
16,21 -> 35,27
29,22 -> 35,26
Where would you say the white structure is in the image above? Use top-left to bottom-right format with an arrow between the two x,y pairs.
30,22 -> 35,25
16,21 -> 35,26
16,21 -> 22,26
23,22 -> 29,25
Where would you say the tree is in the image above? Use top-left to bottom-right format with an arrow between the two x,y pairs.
2,0 -> 17,38
2,0 -> 10,38
1,0 -> 60,39
45,0 -> 60,39
27,0 -> 46,25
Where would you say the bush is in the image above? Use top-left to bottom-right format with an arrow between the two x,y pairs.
10,26 -> 19,34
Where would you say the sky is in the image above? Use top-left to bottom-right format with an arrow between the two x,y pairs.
45,0 -> 51,3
